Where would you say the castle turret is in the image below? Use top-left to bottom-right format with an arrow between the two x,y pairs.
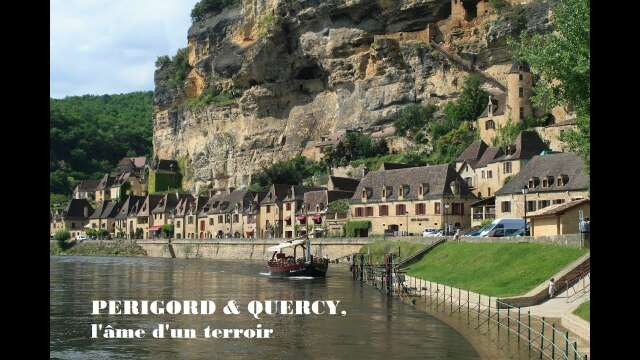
506,61 -> 533,124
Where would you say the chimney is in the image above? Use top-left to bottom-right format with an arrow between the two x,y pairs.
83,206 -> 89,218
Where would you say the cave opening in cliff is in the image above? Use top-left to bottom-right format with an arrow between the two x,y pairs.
463,0 -> 478,20
295,64 -> 324,80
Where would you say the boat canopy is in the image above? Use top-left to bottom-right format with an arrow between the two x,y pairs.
267,239 -> 306,252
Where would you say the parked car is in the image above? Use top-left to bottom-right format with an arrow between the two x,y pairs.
75,234 -> 87,241
463,228 -> 483,237
422,229 -> 438,237
480,218 -> 525,237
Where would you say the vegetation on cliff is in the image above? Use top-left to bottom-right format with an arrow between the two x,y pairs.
155,48 -> 191,92
326,132 -> 389,167
191,0 -> 239,22
512,0 -> 590,172
249,155 -> 328,191
50,92 -> 153,196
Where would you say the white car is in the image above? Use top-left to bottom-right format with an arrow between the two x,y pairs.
422,229 -> 438,237
75,234 -> 87,241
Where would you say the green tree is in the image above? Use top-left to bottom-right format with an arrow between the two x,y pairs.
393,104 -> 437,137
162,224 -> 174,238
328,199 -> 350,215
54,230 -> 71,250
511,0 -> 589,171
251,156 -> 328,188
191,0 -> 238,22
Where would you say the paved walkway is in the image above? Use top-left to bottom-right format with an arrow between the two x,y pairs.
522,273 -> 590,318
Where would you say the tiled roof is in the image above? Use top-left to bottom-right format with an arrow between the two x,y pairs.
495,131 -> 547,162
509,61 -> 530,74
75,180 -> 100,192
495,152 -> 589,195
528,198 -> 589,218
283,186 -> 325,202
304,190 -> 353,213
260,184 -> 291,205
479,92 -> 506,118
96,173 -> 116,190
351,164 -> 476,202
328,176 -> 360,192
151,193 -> 191,214
456,140 -> 488,166
378,163 -> 416,171
135,195 -> 164,217
63,199 -> 94,219
115,195 -> 146,219
90,199 -> 124,219
476,146 -> 504,168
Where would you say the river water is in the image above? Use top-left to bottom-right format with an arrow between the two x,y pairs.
50,256 -> 480,360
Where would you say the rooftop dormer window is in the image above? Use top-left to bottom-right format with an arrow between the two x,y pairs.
528,177 -> 540,188
557,174 -> 569,186
419,183 -> 430,196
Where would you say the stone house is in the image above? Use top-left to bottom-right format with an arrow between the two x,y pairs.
114,195 -> 146,239
95,174 -> 116,203
51,199 -> 93,239
149,192 -> 190,238
88,199 -> 124,237
469,196 -> 495,228
110,172 -> 146,200
131,194 -> 164,239
259,184 -> 290,238
350,164 -> 478,236
326,176 -> 360,192
243,191 -> 266,239
302,189 -> 354,238
457,131 -> 547,198
282,185 -> 324,239
206,189 -> 258,238
477,62 -> 533,144
173,195 -> 207,240
116,156 -> 147,177
494,152 -> 589,221
73,180 -> 99,200
529,198 -> 590,236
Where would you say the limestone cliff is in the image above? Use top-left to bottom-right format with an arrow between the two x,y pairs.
153,0 -> 554,192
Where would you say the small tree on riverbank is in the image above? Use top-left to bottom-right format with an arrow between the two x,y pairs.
54,230 -> 71,250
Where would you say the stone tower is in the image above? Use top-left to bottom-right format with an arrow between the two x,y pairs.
451,0 -> 467,24
506,61 -> 533,124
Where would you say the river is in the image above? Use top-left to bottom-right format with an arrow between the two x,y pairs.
50,256 -> 481,360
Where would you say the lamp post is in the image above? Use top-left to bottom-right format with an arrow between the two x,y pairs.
444,203 -> 450,236
522,185 -> 529,235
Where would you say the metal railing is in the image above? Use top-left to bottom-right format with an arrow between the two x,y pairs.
564,271 -> 590,304
352,264 -> 589,360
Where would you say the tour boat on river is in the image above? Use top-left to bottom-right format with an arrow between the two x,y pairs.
266,237 -> 328,277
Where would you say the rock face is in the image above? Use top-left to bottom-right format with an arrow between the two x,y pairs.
153,0 -> 552,192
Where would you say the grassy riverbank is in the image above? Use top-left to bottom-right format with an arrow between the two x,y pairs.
403,242 -> 587,297
357,240 -> 427,264
50,240 -> 147,257
573,301 -> 590,322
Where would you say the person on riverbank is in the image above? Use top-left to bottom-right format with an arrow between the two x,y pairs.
454,228 -> 461,242
548,278 -> 556,298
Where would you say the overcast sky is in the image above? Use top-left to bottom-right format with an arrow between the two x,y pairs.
51,0 -> 199,98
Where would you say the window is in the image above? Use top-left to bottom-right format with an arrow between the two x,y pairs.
362,189 -> 367,198
538,200 -> 550,209
188,216 -> 194,224
519,107 -> 524,119
415,203 -> 426,215
286,203 -> 291,211
379,205 -> 388,216
527,201 -> 537,212
451,203 -> 464,215
465,177 -> 472,186
542,178 -> 548,187
487,187 -> 491,196
209,218 -> 213,225
71,222 -> 76,229
519,73 -> 523,81
233,214 -> 239,223
365,207 -> 374,217
396,204 -> 406,215
177,220 -> 181,228
266,205 -> 271,213
487,170 -> 493,179
552,199 -> 565,205
485,120 -> 495,130
519,87 -> 524,98
481,171 -> 485,179
354,207 -> 364,217
503,162 -> 512,174
501,201 -> 511,212
420,183 -> 429,195
218,215 -> 223,223
434,202 -> 441,214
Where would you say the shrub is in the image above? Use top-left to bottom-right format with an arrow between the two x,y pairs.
344,221 -> 371,237
326,132 -> 389,167
135,228 -> 144,239
328,199 -> 350,216
191,0 -> 238,22
251,156 -> 328,188
54,230 -> 71,250
155,48 -> 191,90
394,104 -> 437,137
162,224 -> 174,238
185,86 -> 239,110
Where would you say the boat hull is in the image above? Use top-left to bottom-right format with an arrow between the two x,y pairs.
267,261 -> 328,278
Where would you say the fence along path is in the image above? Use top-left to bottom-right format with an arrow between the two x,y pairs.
353,263 -> 589,360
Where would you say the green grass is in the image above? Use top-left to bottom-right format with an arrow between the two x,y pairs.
406,242 -> 587,297
573,300 -> 590,322
358,240 -> 428,265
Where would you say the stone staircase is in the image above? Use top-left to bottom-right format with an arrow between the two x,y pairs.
395,238 -> 445,270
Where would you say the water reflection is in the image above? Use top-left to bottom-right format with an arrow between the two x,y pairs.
50,256 -> 480,360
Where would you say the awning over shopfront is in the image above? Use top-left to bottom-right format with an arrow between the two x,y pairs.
297,215 -> 306,222
312,214 -> 322,223
148,225 -> 162,232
